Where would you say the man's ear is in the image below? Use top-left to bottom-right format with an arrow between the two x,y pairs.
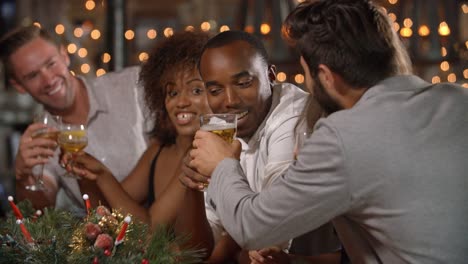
10,78 -> 28,94
268,64 -> 277,83
317,64 -> 339,96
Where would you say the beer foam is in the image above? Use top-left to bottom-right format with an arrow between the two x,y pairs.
208,116 -> 227,125
201,123 -> 236,131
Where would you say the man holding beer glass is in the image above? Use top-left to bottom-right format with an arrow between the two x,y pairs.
182,30 -> 340,263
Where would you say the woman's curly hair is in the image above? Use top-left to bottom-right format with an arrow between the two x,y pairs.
139,30 -> 210,145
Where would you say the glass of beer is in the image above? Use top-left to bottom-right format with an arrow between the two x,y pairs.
199,113 -> 237,190
58,123 -> 88,178
200,113 -> 237,143
25,112 -> 61,191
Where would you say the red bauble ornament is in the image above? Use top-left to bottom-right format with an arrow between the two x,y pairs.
92,256 -> 99,264
84,222 -> 102,241
96,206 -> 111,218
104,249 -> 112,256
141,259 -> 149,264
94,234 -> 114,250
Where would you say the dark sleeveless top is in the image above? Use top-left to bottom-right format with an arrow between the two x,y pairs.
144,145 -> 164,208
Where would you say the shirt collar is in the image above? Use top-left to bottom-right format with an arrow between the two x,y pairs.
77,75 -> 109,121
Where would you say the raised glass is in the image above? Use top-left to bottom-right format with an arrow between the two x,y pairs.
25,112 -> 61,191
58,123 -> 88,178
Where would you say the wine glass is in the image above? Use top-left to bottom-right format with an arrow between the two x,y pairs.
25,112 -> 62,191
58,123 -> 88,178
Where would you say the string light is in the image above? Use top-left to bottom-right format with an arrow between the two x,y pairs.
147,29 -> 157,39
91,29 -> 101,40
33,22 -> 42,28
388,13 -> 397,22
462,4 -> 468,14
441,47 -> 447,57
96,69 -> 106,77
260,23 -> 271,35
403,18 -> 413,28
138,52 -> 149,62
163,27 -> 174,37
200,21 -> 211,32
55,24 -> 65,35
219,25 -> 230,32
78,48 -> 88,58
294,74 -> 305,84
276,72 -> 287,82
102,53 -> 111,63
67,43 -> 78,54
418,25 -> 430,37
74,28 -> 84,38
400,27 -> 412,37
85,0 -> 96,11
447,73 -> 456,83
440,61 -> 450,71
438,22 -> 450,36
29,2 -> 463,87
81,63 -> 91,74
125,30 -> 135,40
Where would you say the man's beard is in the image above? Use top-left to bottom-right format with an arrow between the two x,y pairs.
313,75 -> 342,115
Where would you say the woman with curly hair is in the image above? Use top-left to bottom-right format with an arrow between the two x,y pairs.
63,31 -> 213,253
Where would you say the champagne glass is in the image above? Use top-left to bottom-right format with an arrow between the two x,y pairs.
199,113 -> 237,190
58,123 -> 88,178
25,112 -> 61,191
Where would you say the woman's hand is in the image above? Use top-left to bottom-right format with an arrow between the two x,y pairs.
249,247 -> 291,264
178,151 -> 209,191
61,152 -> 112,182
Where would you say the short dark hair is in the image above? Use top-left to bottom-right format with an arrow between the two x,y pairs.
199,30 -> 269,68
283,0 -> 406,88
0,25 -> 59,79
139,30 -> 210,144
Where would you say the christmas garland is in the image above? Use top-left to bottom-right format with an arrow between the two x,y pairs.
0,197 -> 205,264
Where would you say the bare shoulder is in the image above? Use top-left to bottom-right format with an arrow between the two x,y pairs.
141,140 -> 163,159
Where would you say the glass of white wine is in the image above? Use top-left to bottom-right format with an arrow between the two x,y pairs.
58,123 -> 88,178
199,113 -> 237,190
26,112 -> 61,191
